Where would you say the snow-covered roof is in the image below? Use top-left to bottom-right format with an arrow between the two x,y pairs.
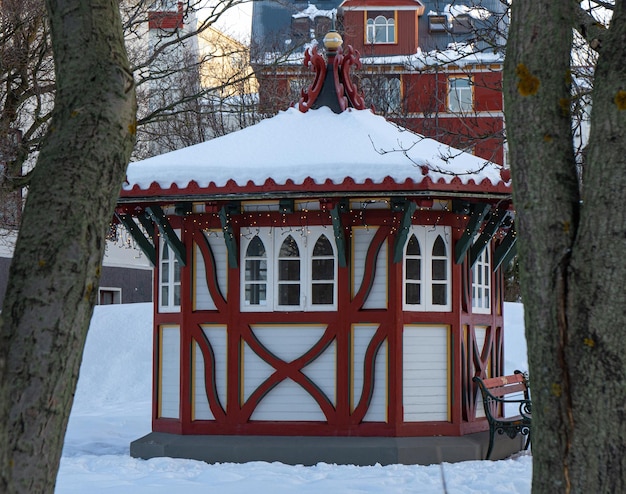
257,41 -> 503,70
292,5 -> 336,20
121,107 -> 510,201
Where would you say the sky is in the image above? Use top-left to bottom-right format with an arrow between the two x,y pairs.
210,1 -> 253,41
55,301 -> 531,493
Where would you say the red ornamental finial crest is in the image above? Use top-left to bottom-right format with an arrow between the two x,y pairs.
298,32 -> 368,113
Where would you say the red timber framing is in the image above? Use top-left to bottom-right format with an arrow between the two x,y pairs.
116,197 -> 514,438
119,33 -> 515,451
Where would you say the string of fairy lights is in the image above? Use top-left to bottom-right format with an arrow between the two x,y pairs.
112,198 -> 514,258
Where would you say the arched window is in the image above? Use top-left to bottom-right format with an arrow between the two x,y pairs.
431,235 -> 448,307
159,237 -> 181,312
240,227 -> 337,311
472,245 -> 491,313
244,236 -> 267,307
278,235 -> 301,306
404,234 -> 422,306
311,234 -> 335,306
366,15 -> 395,44
403,226 -> 451,312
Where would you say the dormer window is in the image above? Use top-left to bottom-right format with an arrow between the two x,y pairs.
366,13 -> 396,44
452,14 -> 473,33
428,15 -> 448,32
292,17 -> 310,40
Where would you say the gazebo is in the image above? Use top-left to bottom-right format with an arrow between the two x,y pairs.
119,32 -> 520,465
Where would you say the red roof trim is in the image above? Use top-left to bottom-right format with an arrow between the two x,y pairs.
120,175 -> 511,200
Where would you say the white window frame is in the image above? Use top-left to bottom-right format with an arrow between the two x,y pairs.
428,14 -> 448,32
402,226 -> 452,312
275,233 -> 304,310
471,244 -> 491,314
361,76 -> 402,114
159,230 -> 182,313
98,287 -> 122,305
308,232 -> 338,310
243,234 -> 270,310
240,226 -> 337,312
366,15 -> 395,44
448,77 -> 473,113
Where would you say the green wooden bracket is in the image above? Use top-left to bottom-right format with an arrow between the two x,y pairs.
279,199 -> 294,214
137,211 -> 155,243
469,208 -> 510,268
454,203 -> 490,264
493,224 -> 517,270
115,212 -> 156,266
330,200 -> 348,268
146,205 -> 187,266
175,202 -> 192,216
219,204 -> 239,269
392,199 -> 417,264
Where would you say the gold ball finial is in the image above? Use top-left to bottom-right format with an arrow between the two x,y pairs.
323,30 -> 343,52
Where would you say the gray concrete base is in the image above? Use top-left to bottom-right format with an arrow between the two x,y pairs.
130,432 -> 526,466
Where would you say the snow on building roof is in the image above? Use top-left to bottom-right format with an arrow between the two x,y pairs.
292,5 -> 336,20
121,106 -> 510,201
340,0 -> 425,10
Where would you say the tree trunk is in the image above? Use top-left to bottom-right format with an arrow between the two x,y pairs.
0,0 -> 136,492
505,2 -> 626,492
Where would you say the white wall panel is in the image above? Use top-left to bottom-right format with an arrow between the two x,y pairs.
242,341 -> 275,403
301,340 -> 337,406
363,339 -> 387,422
352,228 -> 387,309
403,325 -> 449,422
250,325 -> 327,362
249,378 -> 326,421
194,244 -> 215,310
202,325 -> 228,410
192,342 -> 214,420
352,324 -> 379,411
194,232 -> 228,310
159,325 -> 180,419
205,231 -> 228,298
474,326 -> 488,418
192,325 -> 228,420
244,325 -> 330,421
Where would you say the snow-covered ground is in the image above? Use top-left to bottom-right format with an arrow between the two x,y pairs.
56,302 -> 531,493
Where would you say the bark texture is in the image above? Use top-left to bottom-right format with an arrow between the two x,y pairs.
505,2 -> 626,493
0,0 -> 136,492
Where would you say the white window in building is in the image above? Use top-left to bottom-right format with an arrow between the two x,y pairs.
361,76 -> 401,114
277,235 -> 301,307
472,245 -> 491,313
240,227 -> 337,311
428,15 -> 448,32
159,237 -> 181,312
448,77 -> 473,113
244,236 -> 268,307
403,226 -> 451,312
431,235 -> 449,307
404,234 -> 422,305
311,234 -> 335,305
98,287 -> 121,305
452,14 -> 473,33
366,14 -> 395,44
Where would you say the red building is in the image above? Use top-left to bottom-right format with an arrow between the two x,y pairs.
120,33 -> 519,465
252,0 -> 506,165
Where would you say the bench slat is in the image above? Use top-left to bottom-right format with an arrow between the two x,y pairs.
481,373 -> 525,388
473,371 -> 531,459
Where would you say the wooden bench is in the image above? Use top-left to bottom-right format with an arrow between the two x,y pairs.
472,371 -> 531,460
